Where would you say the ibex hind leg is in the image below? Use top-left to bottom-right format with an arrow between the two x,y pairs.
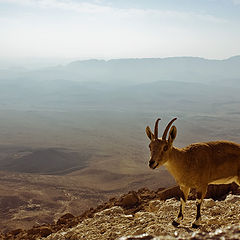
172,186 -> 190,227
192,187 -> 207,229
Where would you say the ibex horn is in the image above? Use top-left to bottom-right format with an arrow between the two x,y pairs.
162,118 -> 177,140
154,118 -> 161,139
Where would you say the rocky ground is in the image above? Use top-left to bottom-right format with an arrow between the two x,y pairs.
45,195 -> 240,240
1,184 -> 239,240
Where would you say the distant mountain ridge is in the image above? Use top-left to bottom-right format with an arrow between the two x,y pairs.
68,55 -> 240,65
65,55 -> 240,84
1,55 -> 240,84
0,55 -> 240,112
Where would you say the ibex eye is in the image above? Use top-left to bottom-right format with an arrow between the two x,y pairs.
163,146 -> 168,151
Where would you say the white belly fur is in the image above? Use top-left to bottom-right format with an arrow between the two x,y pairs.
210,176 -> 238,185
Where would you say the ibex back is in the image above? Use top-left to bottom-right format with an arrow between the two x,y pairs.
146,118 -> 240,228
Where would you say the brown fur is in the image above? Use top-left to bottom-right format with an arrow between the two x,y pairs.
166,141 -> 240,188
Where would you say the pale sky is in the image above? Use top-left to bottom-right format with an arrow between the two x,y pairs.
1,0 -> 240,61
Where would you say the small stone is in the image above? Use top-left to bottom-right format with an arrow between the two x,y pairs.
215,228 -> 223,235
123,214 -> 134,219
95,206 -> 124,217
204,199 -> 216,208
10,228 -> 22,236
57,213 -> 75,225
225,194 -> 240,203
119,233 -> 154,240
133,228 -> 145,235
39,226 -> 53,237
148,200 -> 162,212
134,212 -> 156,222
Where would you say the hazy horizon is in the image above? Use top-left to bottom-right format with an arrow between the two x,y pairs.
1,54 -> 240,70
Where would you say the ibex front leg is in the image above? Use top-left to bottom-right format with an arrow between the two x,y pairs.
192,187 -> 207,228
172,186 -> 190,227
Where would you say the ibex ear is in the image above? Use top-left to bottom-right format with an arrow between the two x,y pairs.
168,126 -> 177,146
146,126 -> 154,140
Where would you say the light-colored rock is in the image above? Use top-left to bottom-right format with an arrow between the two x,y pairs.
148,200 -> 162,212
225,194 -> 240,203
135,212 -> 156,220
94,206 -> 124,217
45,195 -> 240,240
203,199 -> 215,208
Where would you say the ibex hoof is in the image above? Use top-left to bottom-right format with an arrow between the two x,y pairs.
172,220 -> 180,227
192,223 -> 201,229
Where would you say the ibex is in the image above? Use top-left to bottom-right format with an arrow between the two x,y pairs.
146,118 -> 240,228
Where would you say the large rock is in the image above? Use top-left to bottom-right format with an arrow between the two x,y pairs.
157,183 -> 240,201
116,191 -> 140,208
57,213 -> 75,225
27,226 -> 52,238
206,183 -> 239,200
